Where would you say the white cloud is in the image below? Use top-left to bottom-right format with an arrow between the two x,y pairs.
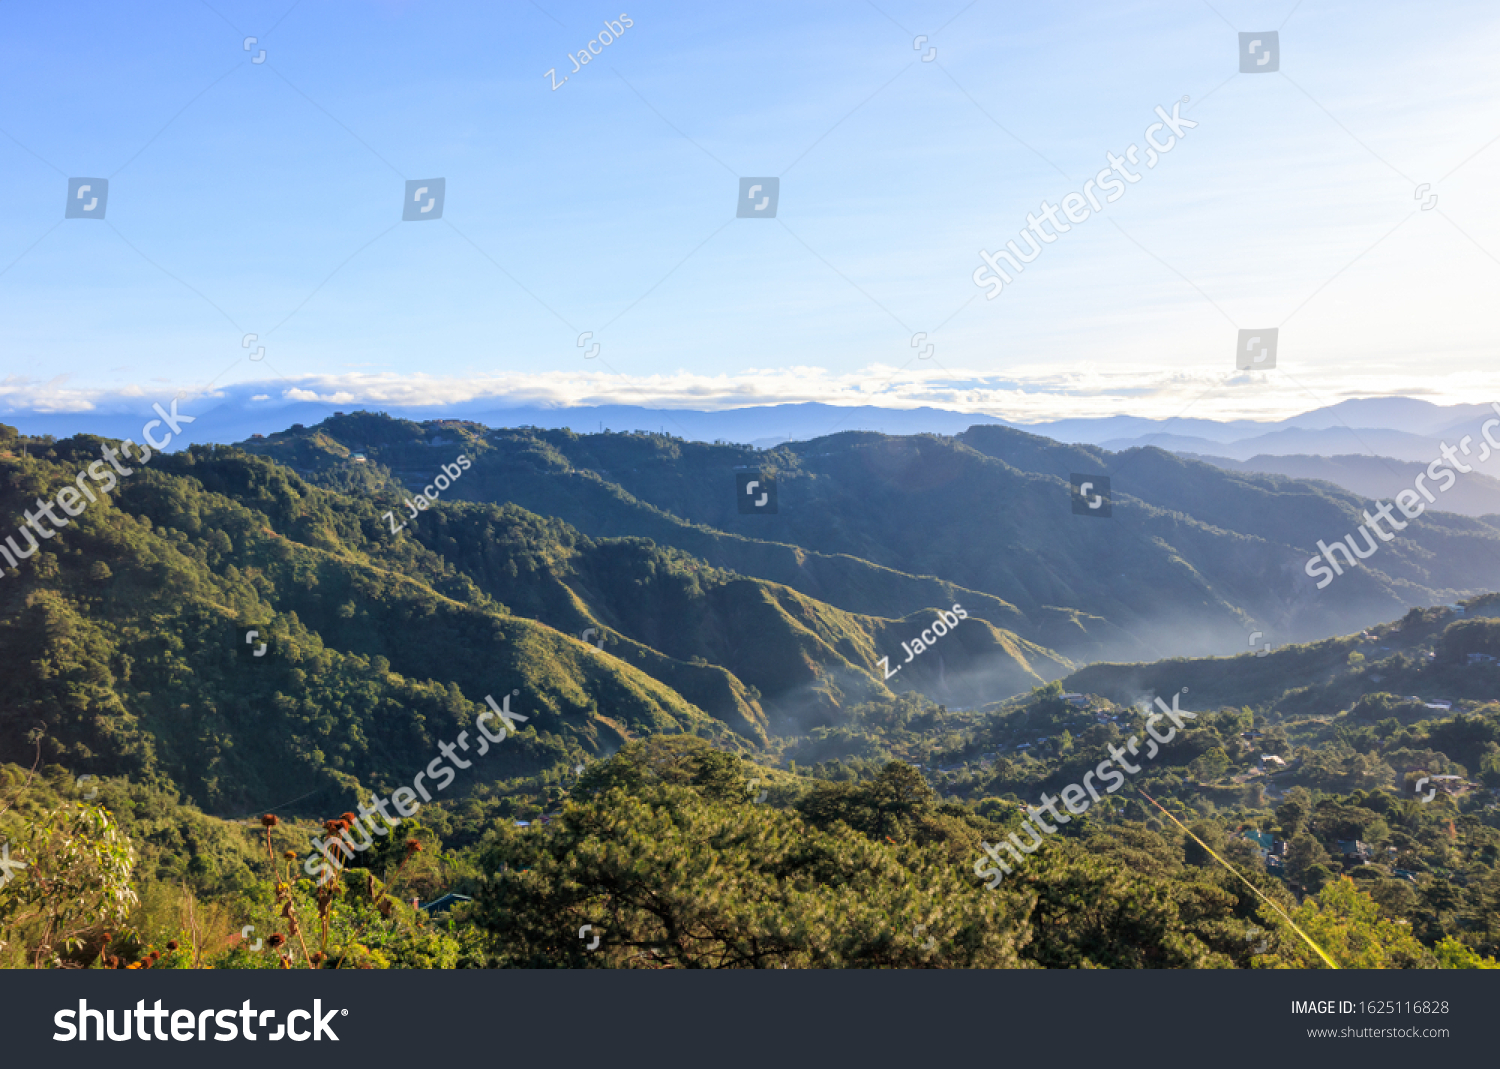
1,362 -> 1492,424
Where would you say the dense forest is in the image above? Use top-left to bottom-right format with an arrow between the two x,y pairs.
2,416 -> 1499,968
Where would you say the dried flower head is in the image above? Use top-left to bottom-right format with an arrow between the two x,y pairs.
283,850 -> 297,860
405,839 -> 422,853
261,814 -> 279,827
340,811 -> 359,826
267,933 -> 286,949
101,931 -> 112,943
166,940 -> 179,951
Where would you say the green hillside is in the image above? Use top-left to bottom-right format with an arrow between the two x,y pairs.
241,415 -> 1500,666
0,426 -> 1062,813
4,416 -> 1500,970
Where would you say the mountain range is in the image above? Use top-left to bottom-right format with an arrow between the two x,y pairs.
5,406 -> 1500,817
8,391 -> 1493,460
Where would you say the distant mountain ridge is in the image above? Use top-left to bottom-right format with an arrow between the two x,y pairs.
6,390 -> 1493,458
1181,453 -> 1500,519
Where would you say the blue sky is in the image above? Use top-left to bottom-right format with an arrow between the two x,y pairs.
2,0 -> 1498,426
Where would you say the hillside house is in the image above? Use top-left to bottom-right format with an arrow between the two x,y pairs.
420,893 -> 473,915
1241,829 -> 1275,856
1430,774 -> 1472,797
1336,840 -> 1372,862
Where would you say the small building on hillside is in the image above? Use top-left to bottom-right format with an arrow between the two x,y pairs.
420,893 -> 473,915
1241,829 -> 1275,856
1430,774 -> 1472,797
1336,840 -> 1372,862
